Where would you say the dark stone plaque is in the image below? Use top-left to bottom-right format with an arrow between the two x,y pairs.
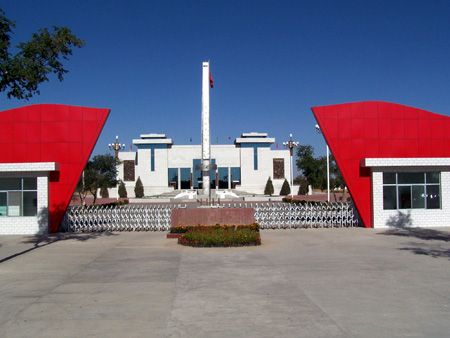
123,160 -> 135,181
273,158 -> 285,179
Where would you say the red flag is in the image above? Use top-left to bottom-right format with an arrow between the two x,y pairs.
209,71 -> 214,88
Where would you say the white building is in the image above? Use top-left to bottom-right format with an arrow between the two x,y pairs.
114,132 -> 291,197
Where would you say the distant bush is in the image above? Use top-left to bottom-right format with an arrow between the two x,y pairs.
264,177 -> 274,196
101,199 -> 129,207
177,224 -> 261,247
118,181 -> 127,198
279,179 -> 291,196
134,176 -> 144,198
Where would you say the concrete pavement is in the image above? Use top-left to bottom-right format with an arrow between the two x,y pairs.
0,228 -> 449,337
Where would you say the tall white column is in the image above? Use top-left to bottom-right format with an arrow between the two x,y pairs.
201,61 -> 210,197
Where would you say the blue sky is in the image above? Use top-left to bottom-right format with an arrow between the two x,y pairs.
2,0 -> 450,157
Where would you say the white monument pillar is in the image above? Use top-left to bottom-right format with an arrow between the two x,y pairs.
201,61 -> 211,197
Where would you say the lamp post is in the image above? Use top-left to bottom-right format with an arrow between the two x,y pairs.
315,124 -> 330,202
283,133 -> 299,198
108,135 -> 125,159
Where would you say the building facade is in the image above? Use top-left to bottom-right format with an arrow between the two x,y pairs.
313,101 -> 450,228
115,132 -> 291,196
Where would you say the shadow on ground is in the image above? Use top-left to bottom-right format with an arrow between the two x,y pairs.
379,211 -> 450,260
0,232 -> 117,264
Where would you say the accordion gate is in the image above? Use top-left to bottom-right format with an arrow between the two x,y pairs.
63,202 -> 359,232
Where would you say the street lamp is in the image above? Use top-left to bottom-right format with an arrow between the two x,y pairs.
315,124 -> 330,202
108,135 -> 125,159
283,133 -> 299,198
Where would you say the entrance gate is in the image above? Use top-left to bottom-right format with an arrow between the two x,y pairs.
63,202 -> 359,232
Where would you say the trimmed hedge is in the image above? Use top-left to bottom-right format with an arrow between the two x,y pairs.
176,224 -> 261,247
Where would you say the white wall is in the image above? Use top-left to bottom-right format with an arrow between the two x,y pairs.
0,172 -> 49,235
372,168 -> 450,228
115,144 -> 291,196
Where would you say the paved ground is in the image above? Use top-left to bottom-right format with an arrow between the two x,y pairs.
0,227 -> 449,338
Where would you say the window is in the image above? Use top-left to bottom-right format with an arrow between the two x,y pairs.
0,177 -> 38,217
382,172 -> 440,210
231,167 -> 241,188
218,167 -> 229,189
180,168 -> 191,189
253,146 -> 258,170
150,148 -> 155,171
273,159 -> 285,179
168,168 -> 178,189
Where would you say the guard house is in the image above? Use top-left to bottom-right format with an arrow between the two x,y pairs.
0,104 -> 109,235
313,101 -> 450,228
115,132 -> 291,197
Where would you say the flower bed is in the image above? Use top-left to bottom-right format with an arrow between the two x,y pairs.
176,224 -> 261,247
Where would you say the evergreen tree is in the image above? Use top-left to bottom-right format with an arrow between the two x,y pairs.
118,181 -> 127,198
134,176 -> 144,198
280,179 -> 291,196
264,177 -> 274,196
296,176 -> 309,195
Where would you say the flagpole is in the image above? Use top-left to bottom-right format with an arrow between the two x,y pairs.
201,61 -> 211,202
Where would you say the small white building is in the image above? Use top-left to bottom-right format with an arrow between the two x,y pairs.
113,132 -> 291,197
0,162 -> 57,235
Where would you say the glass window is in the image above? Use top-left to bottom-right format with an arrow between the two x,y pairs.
398,172 -> 424,184
180,168 -> 191,189
0,177 -> 38,217
23,177 -> 37,190
253,146 -> 258,170
426,172 -> 440,184
0,192 -> 6,216
150,148 -> 155,171
382,172 -> 441,210
383,172 -> 396,184
0,178 -> 21,190
231,167 -> 241,188
8,191 -> 22,216
168,168 -> 178,189
218,167 -> 229,189
383,186 -> 397,210
411,185 -> 425,209
426,185 -> 440,209
23,191 -> 37,216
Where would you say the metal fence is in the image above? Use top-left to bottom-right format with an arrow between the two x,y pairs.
63,202 -> 359,232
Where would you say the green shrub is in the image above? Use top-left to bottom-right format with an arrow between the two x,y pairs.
134,176 -> 144,198
279,179 -> 291,196
264,177 -> 274,196
296,176 -> 309,195
177,224 -> 261,247
118,181 -> 127,198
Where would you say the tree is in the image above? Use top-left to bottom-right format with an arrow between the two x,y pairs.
76,154 -> 118,204
279,179 -> 291,196
264,177 -> 274,196
134,176 -> 144,198
296,144 -> 346,191
0,9 -> 84,100
118,181 -> 127,198
75,173 -> 89,206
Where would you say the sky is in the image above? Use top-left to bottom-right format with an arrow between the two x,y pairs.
2,0 -> 450,159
